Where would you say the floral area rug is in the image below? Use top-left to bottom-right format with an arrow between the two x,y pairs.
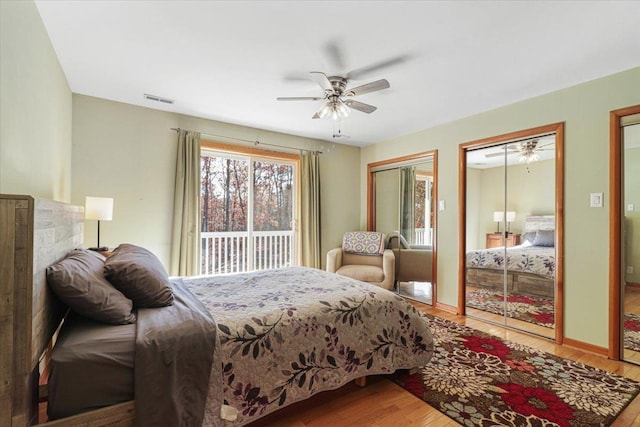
466,288 -> 555,328
391,314 -> 640,427
624,313 -> 640,352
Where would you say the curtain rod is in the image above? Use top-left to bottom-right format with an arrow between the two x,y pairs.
170,128 -> 322,154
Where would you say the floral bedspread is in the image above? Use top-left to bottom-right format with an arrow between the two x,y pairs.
183,266 -> 434,426
466,245 -> 555,279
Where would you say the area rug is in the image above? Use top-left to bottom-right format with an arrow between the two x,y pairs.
624,313 -> 640,352
466,288 -> 555,328
391,314 -> 640,427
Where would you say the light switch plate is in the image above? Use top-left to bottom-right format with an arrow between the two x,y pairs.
629,204 -> 635,212
590,193 -> 603,208
438,200 -> 445,211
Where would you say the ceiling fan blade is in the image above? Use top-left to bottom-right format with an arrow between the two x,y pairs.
485,151 -> 519,158
346,55 -> 410,80
310,71 -> 333,93
277,96 -> 323,101
325,41 -> 346,70
346,79 -> 390,97
344,99 -> 377,114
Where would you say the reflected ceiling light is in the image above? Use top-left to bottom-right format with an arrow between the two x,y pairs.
519,140 -> 540,164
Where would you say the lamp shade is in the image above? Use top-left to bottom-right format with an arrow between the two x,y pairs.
85,197 -> 113,221
493,211 -> 504,222
506,211 -> 516,222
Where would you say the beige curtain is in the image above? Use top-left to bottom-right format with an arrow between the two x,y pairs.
170,130 -> 201,276
300,150 -> 321,268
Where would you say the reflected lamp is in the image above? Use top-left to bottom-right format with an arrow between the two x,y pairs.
493,211 -> 504,233
506,211 -> 516,233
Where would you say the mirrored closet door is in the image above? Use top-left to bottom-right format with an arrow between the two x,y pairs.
613,107 -> 640,364
460,124 -> 563,341
369,152 -> 437,305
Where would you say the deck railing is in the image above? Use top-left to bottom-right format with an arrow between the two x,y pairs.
201,230 -> 295,275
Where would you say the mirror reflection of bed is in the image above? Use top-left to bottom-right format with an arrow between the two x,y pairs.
462,125 -> 562,341
465,216 -> 556,338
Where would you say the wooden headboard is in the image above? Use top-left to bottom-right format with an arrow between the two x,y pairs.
0,195 -> 83,426
525,215 -> 555,232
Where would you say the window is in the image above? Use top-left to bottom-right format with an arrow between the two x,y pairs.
200,143 -> 298,274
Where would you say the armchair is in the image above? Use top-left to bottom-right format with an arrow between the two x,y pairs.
326,231 -> 395,290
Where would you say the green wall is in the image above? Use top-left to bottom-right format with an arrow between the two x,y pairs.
362,67 -> 640,348
72,95 -> 361,267
0,0 -> 72,201
469,158 -> 555,248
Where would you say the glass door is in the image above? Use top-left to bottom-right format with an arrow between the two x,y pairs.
200,151 -> 296,274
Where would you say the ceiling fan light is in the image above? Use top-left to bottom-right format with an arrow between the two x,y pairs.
336,99 -> 350,118
519,151 -> 539,164
318,102 -> 331,119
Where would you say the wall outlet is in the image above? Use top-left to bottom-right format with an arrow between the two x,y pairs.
628,204 -> 635,212
628,266 -> 634,274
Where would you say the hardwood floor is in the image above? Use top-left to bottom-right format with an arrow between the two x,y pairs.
248,301 -> 640,427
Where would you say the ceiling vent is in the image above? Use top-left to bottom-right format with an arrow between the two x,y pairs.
144,93 -> 174,104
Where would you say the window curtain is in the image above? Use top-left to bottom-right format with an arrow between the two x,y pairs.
170,130 -> 201,276
300,150 -> 321,268
399,166 -> 416,245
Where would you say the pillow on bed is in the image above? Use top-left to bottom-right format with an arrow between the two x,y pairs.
46,249 -> 136,324
104,243 -> 174,308
532,229 -> 555,247
522,231 -> 537,245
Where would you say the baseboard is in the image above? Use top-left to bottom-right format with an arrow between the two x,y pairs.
435,301 -> 458,314
562,337 -> 608,357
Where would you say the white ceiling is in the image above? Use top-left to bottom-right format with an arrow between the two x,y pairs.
35,1 -> 640,147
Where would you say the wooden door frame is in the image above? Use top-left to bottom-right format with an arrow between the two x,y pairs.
609,105 -> 640,360
367,150 -> 438,306
458,122 -> 564,344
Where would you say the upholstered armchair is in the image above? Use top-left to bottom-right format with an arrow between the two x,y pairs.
326,231 -> 395,290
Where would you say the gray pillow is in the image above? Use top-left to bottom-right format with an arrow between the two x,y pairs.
104,244 -> 174,308
46,249 -> 136,324
532,229 -> 555,247
522,231 -> 536,244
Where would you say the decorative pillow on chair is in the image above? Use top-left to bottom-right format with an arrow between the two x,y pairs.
342,231 -> 386,256
104,243 -> 174,308
46,249 -> 136,324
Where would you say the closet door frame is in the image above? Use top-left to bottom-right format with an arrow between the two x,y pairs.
458,122 -> 564,344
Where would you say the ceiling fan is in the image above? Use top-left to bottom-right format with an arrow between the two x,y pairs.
277,71 -> 390,120
485,139 -> 555,164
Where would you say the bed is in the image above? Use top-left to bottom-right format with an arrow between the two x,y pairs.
465,215 -> 556,298
0,195 -> 434,427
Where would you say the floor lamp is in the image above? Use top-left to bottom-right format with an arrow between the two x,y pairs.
85,196 -> 113,251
